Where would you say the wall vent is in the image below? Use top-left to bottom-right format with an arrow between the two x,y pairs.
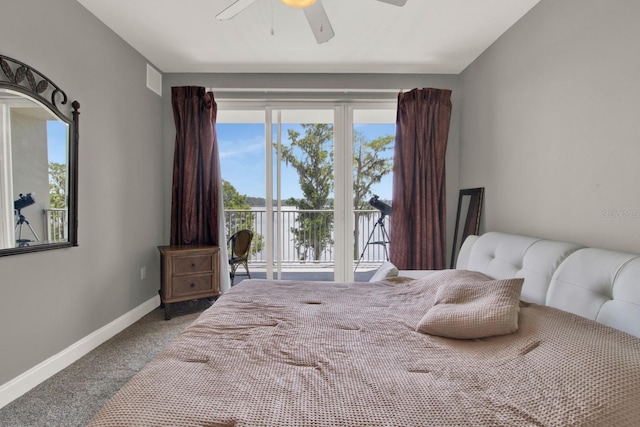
146,64 -> 162,96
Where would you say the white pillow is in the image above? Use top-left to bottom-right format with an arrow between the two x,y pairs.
369,261 -> 399,282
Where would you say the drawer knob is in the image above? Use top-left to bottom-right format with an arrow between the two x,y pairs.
190,283 -> 195,288
191,263 -> 196,268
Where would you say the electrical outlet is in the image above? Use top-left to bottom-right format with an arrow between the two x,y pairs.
140,266 -> 147,280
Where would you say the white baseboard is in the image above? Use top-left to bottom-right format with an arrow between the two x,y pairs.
0,295 -> 160,409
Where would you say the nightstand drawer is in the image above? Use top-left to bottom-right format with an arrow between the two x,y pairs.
158,245 -> 220,320
172,273 -> 214,296
173,254 -> 213,275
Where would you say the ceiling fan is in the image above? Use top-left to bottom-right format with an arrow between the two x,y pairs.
216,0 -> 407,44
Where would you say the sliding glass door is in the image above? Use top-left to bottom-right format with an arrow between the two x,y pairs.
352,108 -> 396,277
218,101 -> 395,283
269,108 -> 335,281
216,109 -> 267,281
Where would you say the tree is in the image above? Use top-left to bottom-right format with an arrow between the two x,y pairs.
277,124 -> 393,262
222,180 -> 263,255
352,131 -> 394,259
280,124 -> 334,261
223,180 -> 250,210
47,162 -> 68,242
49,162 -> 67,209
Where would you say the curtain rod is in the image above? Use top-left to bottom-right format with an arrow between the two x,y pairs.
206,87 -> 403,94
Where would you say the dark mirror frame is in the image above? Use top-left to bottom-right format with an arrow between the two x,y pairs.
0,55 -> 79,256
450,187 -> 484,268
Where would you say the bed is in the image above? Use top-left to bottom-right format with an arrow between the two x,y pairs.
88,232 -> 640,426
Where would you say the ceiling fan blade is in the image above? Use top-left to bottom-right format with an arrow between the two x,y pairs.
303,1 -> 334,44
216,0 -> 258,20
375,0 -> 407,6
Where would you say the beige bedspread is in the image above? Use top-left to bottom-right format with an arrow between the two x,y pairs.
88,277 -> 640,426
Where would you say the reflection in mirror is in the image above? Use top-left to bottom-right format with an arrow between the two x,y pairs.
0,91 -> 69,248
450,187 -> 484,268
0,55 -> 79,256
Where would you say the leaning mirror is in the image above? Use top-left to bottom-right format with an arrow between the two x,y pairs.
0,55 -> 79,256
450,187 -> 484,268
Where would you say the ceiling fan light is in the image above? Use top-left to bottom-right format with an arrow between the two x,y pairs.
280,0 -> 317,8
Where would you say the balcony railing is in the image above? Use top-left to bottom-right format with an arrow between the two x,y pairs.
224,208 -> 389,266
44,208 -> 67,242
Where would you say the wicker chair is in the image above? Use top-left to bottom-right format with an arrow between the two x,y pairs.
228,229 -> 253,285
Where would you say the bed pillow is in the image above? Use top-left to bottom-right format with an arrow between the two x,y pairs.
369,261 -> 399,282
416,277 -> 524,339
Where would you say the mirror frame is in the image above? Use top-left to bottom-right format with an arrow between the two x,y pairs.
0,54 -> 79,256
450,187 -> 484,268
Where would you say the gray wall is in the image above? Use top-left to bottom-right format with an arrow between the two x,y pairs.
11,110 -> 49,242
460,0 -> 640,253
0,0 -> 164,384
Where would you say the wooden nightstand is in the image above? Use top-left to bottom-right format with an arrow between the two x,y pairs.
158,245 -> 220,320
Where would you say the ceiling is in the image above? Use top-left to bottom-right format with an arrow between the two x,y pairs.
76,0 -> 540,74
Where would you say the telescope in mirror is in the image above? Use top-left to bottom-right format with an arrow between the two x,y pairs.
14,193 -> 36,212
14,193 -> 40,244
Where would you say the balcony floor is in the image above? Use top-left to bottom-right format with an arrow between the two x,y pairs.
230,264 -> 379,285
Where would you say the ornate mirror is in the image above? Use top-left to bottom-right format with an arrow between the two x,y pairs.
450,187 -> 484,268
0,55 -> 79,256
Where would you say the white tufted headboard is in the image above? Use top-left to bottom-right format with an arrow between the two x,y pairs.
546,248 -> 640,337
401,231 -> 640,338
458,232 -> 583,305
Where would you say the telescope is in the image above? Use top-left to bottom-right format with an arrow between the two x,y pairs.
369,195 -> 392,217
14,193 -> 36,212
14,193 -> 40,243
355,195 -> 392,270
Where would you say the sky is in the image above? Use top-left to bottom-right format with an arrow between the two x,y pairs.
45,116 -> 394,202
47,120 -> 67,164
217,122 -> 395,202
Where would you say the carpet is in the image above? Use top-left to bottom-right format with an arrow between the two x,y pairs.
0,305 -> 205,427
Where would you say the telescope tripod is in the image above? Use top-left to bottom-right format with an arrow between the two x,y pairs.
15,209 -> 40,246
355,214 -> 390,271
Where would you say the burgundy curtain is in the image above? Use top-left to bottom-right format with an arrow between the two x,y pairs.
170,86 -> 221,246
390,88 -> 452,270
